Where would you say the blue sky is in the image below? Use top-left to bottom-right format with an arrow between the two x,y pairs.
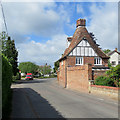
2,2 -> 118,67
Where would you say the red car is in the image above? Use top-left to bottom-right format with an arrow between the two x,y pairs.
25,73 -> 33,80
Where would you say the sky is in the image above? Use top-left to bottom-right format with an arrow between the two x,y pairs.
1,1 -> 118,67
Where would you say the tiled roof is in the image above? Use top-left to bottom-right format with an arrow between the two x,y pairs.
107,50 -> 120,56
59,26 -> 109,61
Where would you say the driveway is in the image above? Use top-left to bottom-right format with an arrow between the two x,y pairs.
11,78 -> 118,119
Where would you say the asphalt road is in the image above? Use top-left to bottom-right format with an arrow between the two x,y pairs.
11,78 -> 118,119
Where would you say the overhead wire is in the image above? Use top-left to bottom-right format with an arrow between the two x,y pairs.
0,0 -> 8,35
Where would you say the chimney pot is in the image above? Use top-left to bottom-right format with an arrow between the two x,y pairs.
76,18 -> 86,28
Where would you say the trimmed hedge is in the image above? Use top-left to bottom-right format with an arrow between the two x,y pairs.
95,76 -> 115,87
2,54 -> 12,118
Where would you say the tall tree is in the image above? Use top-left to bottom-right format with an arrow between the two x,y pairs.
1,32 -> 18,76
53,61 -> 59,73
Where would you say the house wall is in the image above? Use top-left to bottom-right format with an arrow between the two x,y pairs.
109,52 -> 120,67
58,59 -> 67,87
67,56 -> 108,67
92,70 -> 107,80
67,64 -> 92,92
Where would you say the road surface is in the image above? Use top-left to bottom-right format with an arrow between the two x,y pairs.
11,78 -> 118,119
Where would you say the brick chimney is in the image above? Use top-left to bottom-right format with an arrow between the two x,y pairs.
115,48 -> 118,51
76,18 -> 86,28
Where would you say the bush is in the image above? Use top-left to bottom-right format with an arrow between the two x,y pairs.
106,65 -> 120,87
2,54 -> 12,118
95,76 -> 115,87
12,73 -> 21,82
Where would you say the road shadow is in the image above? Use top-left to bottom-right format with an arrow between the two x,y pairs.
11,88 -> 65,119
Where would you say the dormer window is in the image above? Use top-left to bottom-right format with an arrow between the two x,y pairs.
94,57 -> 102,65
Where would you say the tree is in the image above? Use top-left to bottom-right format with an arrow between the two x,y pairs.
53,61 -> 59,73
39,64 -> 51,75
1,32 -> 18,76
19,62 -> 39,74
103,49 -> 111,54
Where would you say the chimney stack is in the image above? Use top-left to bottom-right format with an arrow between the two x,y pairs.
115,48 -> 118,51
76,19 -> 86,28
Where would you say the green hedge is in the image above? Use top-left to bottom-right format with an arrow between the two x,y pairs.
95,76 -> 115,87
2,54 -> 12,118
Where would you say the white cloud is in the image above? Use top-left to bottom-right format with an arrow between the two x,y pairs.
18,34 -> 67,67
87,2 -> 118,50
77,4 -> 84,14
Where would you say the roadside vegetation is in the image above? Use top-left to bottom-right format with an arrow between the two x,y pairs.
95,65 -> 120,87
19,62 -> 57,79
1,31 -> 19,118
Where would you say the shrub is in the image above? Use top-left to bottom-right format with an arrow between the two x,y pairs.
2,54 -> 12,118
106,65 -> 120,87
95,76 -> 115,87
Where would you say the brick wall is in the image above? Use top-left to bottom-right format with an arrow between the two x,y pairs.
67,64 -> 92,92
67,56 -> 108,67
58,59 -> 66,87
92,70 -> 107,80
84,57 -> 94,66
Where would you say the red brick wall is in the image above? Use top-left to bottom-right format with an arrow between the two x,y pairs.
67,56 -> 76,66
67,64 -> 92,92
84,57 -> 94,66
93,70 -> 108,80
58,59 -> 66,87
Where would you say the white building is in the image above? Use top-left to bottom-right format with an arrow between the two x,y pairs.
107,48 -> 120,67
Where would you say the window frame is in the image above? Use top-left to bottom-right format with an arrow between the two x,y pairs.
76,57 -> 83,65
94,57 -> 102,65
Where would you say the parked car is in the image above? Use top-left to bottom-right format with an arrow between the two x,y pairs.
25,73 -> 33,80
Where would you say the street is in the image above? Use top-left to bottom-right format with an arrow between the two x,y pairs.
11,78 -> 118,119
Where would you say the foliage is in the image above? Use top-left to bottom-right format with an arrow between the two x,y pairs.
1,31 -> 18,76
95,65 -> 120,87
2,54 -> 12,118
106,65 -> 120,87
95,76 -> 114,87
53,61 -> 59,73
108,60 -> 112,68
103,49 -> 111,54
19,62 -> 39,74
39,64 -> 51,75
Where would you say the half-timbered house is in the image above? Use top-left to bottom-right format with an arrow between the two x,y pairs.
57,19 -> 110,91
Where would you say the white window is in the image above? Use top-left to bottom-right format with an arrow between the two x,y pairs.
94,57 -> 102,65
76,57 -> 83,65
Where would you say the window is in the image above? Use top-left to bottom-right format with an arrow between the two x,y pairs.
112,61 -> 116,65
94,57 -> 102,65
76,57 -> 83,65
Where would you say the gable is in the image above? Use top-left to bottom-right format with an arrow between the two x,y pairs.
69,39 -> 98,57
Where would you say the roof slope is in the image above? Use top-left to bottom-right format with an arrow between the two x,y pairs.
107,50 -> 120,56
59,26 -> 109,61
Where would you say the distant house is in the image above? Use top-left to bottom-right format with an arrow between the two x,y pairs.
57,18 -> 110,92
107,48 -> 120,67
